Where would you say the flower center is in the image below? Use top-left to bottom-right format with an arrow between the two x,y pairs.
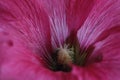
50,43 -> 89,72
56,48 -> 73,66
51,46 -> 73,72
45,37 -> 103,72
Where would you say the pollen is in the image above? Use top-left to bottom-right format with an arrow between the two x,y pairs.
57,48 -> 72,65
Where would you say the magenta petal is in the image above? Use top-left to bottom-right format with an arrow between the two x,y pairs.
86,33 -> 120,80
66,0 -> 95,32
40,0 -> 69,48
0,1 -> 52,79
0,47 -> 77,80
77,0 -> 120,47
77,0 -> 120,80
0,0 -> 52,54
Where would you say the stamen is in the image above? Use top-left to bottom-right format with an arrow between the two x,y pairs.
57,48 -> 72,65
51,45 -> 74,72
50,43 -> 98,72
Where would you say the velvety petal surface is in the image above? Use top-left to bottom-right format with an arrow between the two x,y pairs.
0,0 -> 77,80
39,0 -> 96,46
0,0 -> 52,53
66,0 -> 95,32
0,0 -> 52,80
77,0 -> 120,80
37,0 -> 69,48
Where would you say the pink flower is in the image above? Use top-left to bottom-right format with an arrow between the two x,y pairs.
0,0 -> 120,80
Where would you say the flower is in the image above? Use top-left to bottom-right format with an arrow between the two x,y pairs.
0,0 -> 120,80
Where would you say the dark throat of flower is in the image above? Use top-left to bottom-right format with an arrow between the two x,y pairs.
43,36 -> 102,72
50,39 -> 89,72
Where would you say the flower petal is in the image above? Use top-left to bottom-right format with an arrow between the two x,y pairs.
0,0 -> 54,79
40,0 -> 69,48
77,0 -> 120,80
0,0 -> 52,54
66,0 -> 95,32
86,33 -> 120,80
77,0 -> 120,47
0,47 -> 78,80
